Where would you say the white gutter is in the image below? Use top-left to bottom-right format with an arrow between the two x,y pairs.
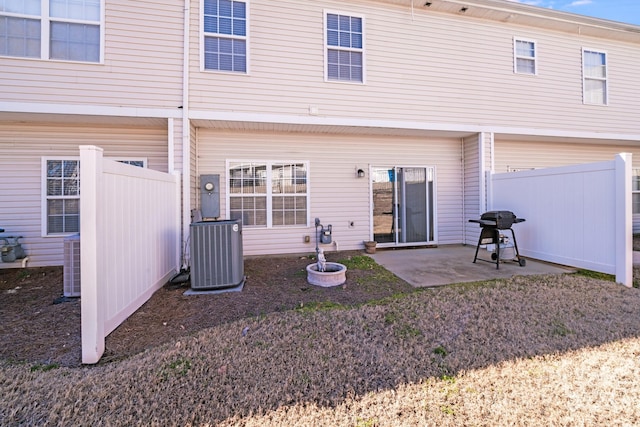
439,0 -> 640,33
190,110 -> 640,143
181,0 -> 191,267
0,102 -> 182,118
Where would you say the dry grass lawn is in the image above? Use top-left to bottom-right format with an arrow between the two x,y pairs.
2,268 -> 640,426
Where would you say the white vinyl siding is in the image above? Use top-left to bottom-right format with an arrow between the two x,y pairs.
583,49 -> 608,105
514,38 -> 536,75
0,0 -> 183,108
198,130 -> 463,256
190,0 -> 640,136
463,134 -> 482,245
0,0 -> 102,62
494,138 -> 640,232
202,0 -> 248,73
0,122 -> 169,268
324,10 -> 364,83
494,139 -> 640,173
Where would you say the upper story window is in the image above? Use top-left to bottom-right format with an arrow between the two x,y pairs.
325,11 -> 364,83
228,161 -> 309,228
583,49 -> 607,105
514,38 -> 536,75
0,0 -> 102,62
203,0 -> 247,73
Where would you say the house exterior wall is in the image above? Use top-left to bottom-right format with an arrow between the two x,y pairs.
0,122 -> 169,268
494,140 -> 640,173
195,130 -> 463,255
2,0 -> 640,265
463,134 -> 482,245
0,0 -> 184,109
494,139 -> 640,232
188,0 -> 640,136
190,123 -> 199,215
170,119 -> 184,173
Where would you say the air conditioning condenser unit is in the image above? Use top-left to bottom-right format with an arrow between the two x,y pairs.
190,220 -> 244,291
63,234 -> 81,297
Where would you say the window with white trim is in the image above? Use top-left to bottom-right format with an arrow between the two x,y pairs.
0,0 -> 102,62
228,161 -> 309,228
203,0 -> 247,72
42,157 -> 145,236
514,38 -> 536,75
633,169 -> 640,215
325,11 -> 363,83
117,159 -> 146,168
44,158 -> 80,235
583,49 -> 607,105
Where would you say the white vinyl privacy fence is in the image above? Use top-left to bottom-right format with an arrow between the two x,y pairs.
80,145 -> 181,364
489,153 -> 632,287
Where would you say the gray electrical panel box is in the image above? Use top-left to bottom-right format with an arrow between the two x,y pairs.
190,220 -> 244,290
200,174 -> 220,218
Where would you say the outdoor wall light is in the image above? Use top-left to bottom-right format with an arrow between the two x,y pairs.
357,168 -> 365,178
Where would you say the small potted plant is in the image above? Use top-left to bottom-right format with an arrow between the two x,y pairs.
363,240 -> 377,254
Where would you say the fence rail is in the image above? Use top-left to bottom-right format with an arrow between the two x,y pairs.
80,145 -> 181,364
490,153 -> 632,287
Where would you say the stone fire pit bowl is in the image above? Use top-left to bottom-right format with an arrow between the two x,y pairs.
306,262 -> 347,287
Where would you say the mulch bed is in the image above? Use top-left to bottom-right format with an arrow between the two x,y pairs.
0,251 -> 413,367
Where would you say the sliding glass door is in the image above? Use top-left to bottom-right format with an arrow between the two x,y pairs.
371,166 -> 435,246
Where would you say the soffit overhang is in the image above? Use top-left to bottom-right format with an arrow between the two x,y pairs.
379,0 -> 640,44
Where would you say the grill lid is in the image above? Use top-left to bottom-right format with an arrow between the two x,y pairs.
480,211 -> 516,221
480,211 -> 518,229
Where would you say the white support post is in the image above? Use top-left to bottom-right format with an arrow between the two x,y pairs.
615,152 -> 633,287
478,132 -> 486,213
80,145 -> 105,364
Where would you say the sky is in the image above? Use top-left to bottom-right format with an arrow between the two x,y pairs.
507,0 -> 640,26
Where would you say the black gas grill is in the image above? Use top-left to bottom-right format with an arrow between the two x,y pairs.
469,211 -> 526,269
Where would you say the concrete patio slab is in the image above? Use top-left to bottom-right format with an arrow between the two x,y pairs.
369,245 -> 576,288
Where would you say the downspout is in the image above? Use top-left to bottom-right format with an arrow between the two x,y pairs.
181,0 -> 191,268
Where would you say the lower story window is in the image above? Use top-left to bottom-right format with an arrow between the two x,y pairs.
228,161 -> 309,228
44,159 -> 80,235
42,157 -> 146,236
633,169 -> 640,214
